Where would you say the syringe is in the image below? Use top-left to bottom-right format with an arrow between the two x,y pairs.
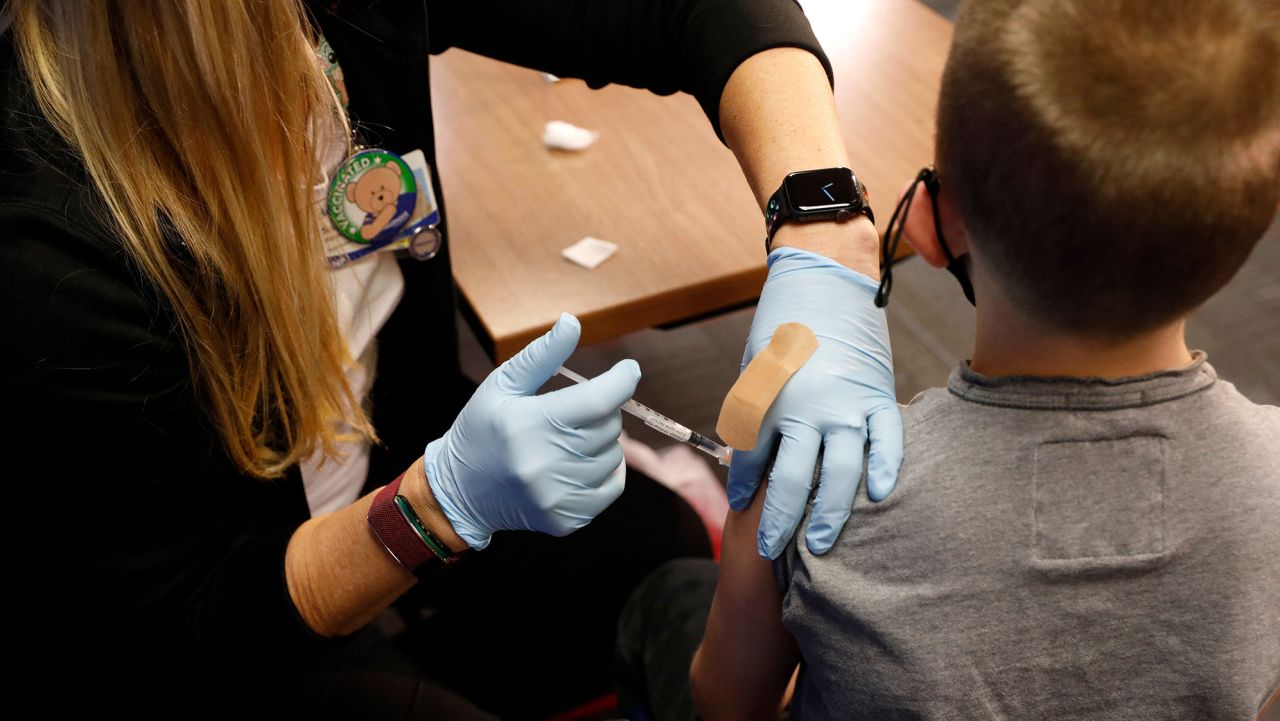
557,366 -> 732,467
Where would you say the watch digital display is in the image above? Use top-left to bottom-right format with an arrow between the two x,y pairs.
784,168 -> 856,212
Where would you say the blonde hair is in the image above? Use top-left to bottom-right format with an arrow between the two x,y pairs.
12,0 -> 373,477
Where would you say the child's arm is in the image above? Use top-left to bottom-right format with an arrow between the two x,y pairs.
691,480 -> 800,721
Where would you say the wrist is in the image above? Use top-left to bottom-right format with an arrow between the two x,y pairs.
399,458 -> 470,555
770,217 -> 880,280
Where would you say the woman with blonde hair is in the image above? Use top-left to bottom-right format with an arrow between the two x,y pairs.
2,0 -> 904,718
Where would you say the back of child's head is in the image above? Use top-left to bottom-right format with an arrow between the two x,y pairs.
936,0 -> 1280,335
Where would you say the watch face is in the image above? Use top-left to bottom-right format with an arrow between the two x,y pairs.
784,168 -> 857,212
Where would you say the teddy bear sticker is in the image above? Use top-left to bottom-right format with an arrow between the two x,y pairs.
327,149 -> 418,246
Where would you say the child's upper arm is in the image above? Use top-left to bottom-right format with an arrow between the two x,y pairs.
691,481 -> 800,721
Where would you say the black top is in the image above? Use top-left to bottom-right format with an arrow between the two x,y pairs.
2,0 -> 829,712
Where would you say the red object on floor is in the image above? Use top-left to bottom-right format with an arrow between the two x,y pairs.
545,692 -> 618,721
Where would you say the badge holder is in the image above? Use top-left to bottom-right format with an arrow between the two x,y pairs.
322,148 -> 443,268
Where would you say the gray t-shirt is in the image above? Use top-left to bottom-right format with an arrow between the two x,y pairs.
777,353 -> 1279,720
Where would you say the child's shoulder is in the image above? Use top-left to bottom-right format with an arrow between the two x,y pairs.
900,385 -> 954,427
1200,376 -> 1280,451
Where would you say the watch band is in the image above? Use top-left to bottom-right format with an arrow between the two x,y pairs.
764,193 -> 790,253
764,168 -> 875,253
368,473 -> 460,573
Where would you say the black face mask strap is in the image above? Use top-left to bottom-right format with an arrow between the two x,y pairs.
876,167 -> 976,308
924,172 -> 976,306
875,167 -> 933,307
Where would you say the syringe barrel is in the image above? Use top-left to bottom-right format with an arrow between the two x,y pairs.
627,399 -> 694,443
559,366 -> 724,460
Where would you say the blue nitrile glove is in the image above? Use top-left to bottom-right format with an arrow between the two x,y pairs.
424,313 -> 639,550
730,247 -> 903,559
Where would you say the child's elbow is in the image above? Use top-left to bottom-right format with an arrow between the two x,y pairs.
690,644 -> 755,721
689,644 -> 718,719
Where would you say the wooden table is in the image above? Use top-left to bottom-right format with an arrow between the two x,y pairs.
431,0 -> 953,361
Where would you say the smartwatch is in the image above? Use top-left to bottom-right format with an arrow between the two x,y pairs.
368,473 -> 463,574
764,167 -> 874,252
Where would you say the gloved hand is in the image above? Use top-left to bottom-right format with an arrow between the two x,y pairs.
425,313 -> 639,550
730,247 -> 903,559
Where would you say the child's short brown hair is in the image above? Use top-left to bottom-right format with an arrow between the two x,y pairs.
937,0 -> 1280,335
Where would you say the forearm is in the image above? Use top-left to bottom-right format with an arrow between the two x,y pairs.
284,458 -> 467,637
720,47 -> 879,279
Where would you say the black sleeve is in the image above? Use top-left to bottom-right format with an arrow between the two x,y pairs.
2,208 -> 331,671
426,0 -> 834,137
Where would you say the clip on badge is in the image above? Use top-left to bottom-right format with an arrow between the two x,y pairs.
324,148 -> 442,267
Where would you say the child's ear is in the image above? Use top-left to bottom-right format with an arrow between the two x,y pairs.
900,181 -> 969,269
